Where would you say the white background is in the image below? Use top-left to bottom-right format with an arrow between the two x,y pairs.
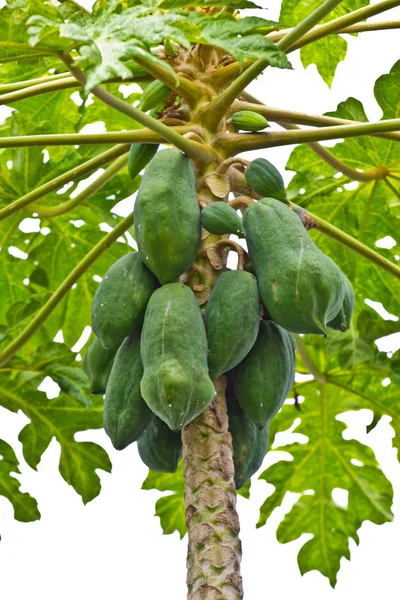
0,1 -> 399,598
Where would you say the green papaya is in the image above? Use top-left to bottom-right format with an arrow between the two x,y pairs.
201,202 -> 245,237
82,337 -> 118,395
128,143 -> 159,180
104,332 -> 152,450
232,320 -> 296,429
232,111 -> 269,132
138,415 -> 182,473
245,158 -> 286,202
244,199 -> 345,334
227,379 -> 269,489
134,148 -> 201,284
139,80 -> 171,112
92,252 -> 158,349
327,272 -> 355,332
204,270 -> 260,379
140,283 -> 215,430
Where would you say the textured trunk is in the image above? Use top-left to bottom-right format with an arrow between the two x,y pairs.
182,376 -> 243,600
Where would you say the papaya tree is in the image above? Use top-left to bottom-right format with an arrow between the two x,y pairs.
1,0 -> 400,596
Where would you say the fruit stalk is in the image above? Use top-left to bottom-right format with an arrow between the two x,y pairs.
182,376 -> 243,600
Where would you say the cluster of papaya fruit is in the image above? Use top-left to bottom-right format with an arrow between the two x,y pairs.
83,142 -> 354,489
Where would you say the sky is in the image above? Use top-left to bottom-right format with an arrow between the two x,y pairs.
0,1 -> 399,599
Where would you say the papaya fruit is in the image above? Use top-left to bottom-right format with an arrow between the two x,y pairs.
201,202 -> 245,237
204,270 -> 260,379
137,415 -> 182,473
232,111 -> 269,132
244,198 -> 345,334
128,143 -> 159,180
92,252 -> 158,349
139,80 -> 170,112
232,320 -> 296,429
227,378 -> 269,489
327,272 -> 355,332
82,337 -> 118,395
134,148 -> 201,284
140,283 -> 215,430
104,332 -> 152,450
245,158 -> 286,202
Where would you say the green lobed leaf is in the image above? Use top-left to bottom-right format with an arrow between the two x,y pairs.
142,463 -> 186,538
0,438 -> 40,525
280,0 -> 370,87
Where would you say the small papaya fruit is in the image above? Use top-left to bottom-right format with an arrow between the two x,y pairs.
137,415 -> 182,473
92,252 -> 158,349
104,332 -> 152,450
232,320 -> 296,429
128,143 -> 159,180
204,270 -> 260,379
139,80 -> 171,112
245,158 -> 286,202
82,337 -> 118,395
327,272 -> 355,332
201,202 -> 245,237
134,148 -> 201,284
232,111 -> 269,132
244,198 -> 345,334
227,378 -> 269,489
140,283 -> 215,430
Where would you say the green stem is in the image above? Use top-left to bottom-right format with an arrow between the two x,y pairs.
61,53 -> 213,164
385,178 -> 400,202
280,122 -> 388,181
268,19 -> 400,44
0,72 -> 71,94
220,118 -> 400,154
0,214 -> 133,367
0,126 -> 192,149
34,152 -> 129,217
290,203 -> 400,280
232,100 -> 400,142
289,0 -> 400,51
201,0 -> 344,130
0,144 -> 129,221
132,55 -> 200,106
293,335 -> 327,384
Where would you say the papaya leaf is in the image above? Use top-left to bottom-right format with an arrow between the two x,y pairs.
160,0 -> 260,6
0,376 -> 110,504
0,438 -> 40,526
258,330 -> 398,587
142,463 -> 186,538
280,0 -> 369,87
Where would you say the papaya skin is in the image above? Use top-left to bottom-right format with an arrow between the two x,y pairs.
327,272 -> 355,332
92,252 -> 159,349
134,149 -> 201,284
140,283 -> 215,430
244,198 -> 345,334
138,415 -> 182,473
104,332 -> 152,451
245,158 -> 287,203
82,337 -> 118,395
204,270 -> 260,379
232,320 -> 296,429
201,201 -> 245,237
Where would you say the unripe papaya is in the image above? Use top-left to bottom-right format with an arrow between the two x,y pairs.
204,270 -> 260,379
139,80 -> 170,112
82,337 -> 118,395
244,199 -> 345,334
134,148 -> 201,284
92,252 -> 158,349
327,272 -> 355,332
138,415 -> 182,473
201,202 -> 245,237
128,143 -> 159,180
140,283 -> 215,430
104,332 -> 152,450
245,158 -> 286,202
232,320 -> 296,429
232,111 -> 269,132
227,379 -> 269,489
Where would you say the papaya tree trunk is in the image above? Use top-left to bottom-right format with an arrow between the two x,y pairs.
182,376 -> 243,600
